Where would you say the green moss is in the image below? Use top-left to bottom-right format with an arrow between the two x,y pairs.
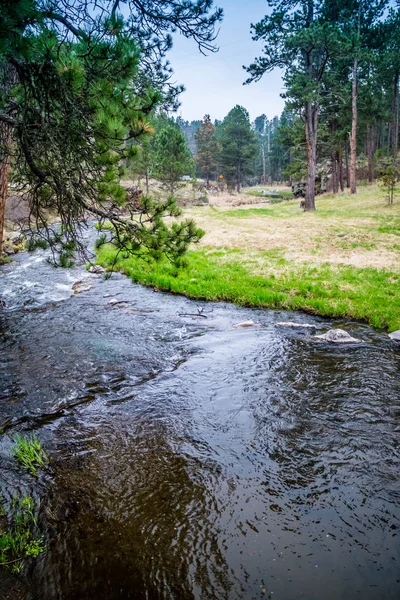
97,245 -> 400,332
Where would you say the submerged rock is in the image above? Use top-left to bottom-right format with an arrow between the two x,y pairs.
389,330 -> 400,342
276,321 -> 316,328
107,298 -> 129,306
314,328 -> 361,344
233,320 -> 256,328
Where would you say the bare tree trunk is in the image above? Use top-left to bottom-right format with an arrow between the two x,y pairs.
367,124 -> 373,183
236,164 -> 240,193
261,145 -> 266,184
350,58 -> 358,194
304,101 -> 317,211
329,122 -> 338,194
145,168 -> 149,194
392,71 -> 399,160
331,150 -> 338,193
0,121 -> 12,253
338,146 -> 344,191
0,64 -> 18,253
345,143 -> 350,188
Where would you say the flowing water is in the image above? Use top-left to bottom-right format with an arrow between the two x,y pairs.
0,241 -> 399,599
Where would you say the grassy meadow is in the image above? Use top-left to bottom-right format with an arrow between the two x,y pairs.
97,183 -> 400,331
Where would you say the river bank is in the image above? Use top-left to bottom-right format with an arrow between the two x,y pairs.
97,184 -> 400,331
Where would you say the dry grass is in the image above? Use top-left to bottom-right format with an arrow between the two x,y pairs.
186,184 -> 400,272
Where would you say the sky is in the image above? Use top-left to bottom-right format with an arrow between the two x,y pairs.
167,0 -> 286,123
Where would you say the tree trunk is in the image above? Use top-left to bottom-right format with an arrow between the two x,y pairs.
0,64 -> 17,253
304,101 -> 317,211
392,71 -> 399,160
145,168 -> 149,194
338,146 -> 344,191
0,122 -> 12,253
331,151 -> 338,194
236,163 -> 240,193
367,124 -> 376,183
345,143 -> 350,188
261,145 -> 266,184
329,122 -> 338,194
350,58 -> 358,195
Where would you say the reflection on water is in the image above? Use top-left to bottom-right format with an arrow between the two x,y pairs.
0,248 -> 399,599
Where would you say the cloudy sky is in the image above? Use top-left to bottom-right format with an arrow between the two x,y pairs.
167,0 -> 285,123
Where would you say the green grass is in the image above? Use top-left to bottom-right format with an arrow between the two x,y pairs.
97,245 -> 400,331
0,495 -> 45,573
246,190 -> 293,202
13,434 -> 48,474
377,218 -> 400,235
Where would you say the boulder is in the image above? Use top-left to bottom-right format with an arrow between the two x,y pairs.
314,328 -> 361,344
388,330 -> 400,342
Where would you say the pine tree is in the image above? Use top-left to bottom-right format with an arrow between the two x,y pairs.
377,8 -> 400,160
217,106 -> 258,192
245,1 -> 346,210
153,122 -> 194,193
195,115 -> 221,187
321,0 -> 390,194
129,134 -> 155,194
0,0 -> 222,258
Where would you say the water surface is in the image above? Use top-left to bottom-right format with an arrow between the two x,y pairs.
0,246 -> 399,599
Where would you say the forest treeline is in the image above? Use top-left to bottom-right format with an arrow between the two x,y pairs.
130,0 -> 400,201
130,108 -> 261,194
139,0 -> 400,202
245,0 -> 400,209
0,0 -> 399,257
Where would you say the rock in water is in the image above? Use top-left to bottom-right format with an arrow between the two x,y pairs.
314,328 -> 360,344
233,320 -> 256,328
72,281 -> 92,294
389,330 -> 400,342
108,298 -> 120,305
276,321 -> 316,328
88,265 -> 106,274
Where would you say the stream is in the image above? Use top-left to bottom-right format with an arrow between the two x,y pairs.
0,241 -> 399,599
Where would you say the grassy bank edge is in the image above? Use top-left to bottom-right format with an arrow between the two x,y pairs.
97,245 -> 400,332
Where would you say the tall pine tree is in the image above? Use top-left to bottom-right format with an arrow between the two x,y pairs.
217,106 -> 258,192
153,122 -> 194,193
195,115 -> 221,186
